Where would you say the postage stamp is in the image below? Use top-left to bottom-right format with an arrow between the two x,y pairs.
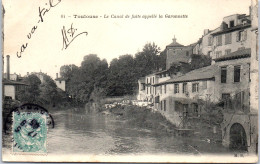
12,112 -> 47,153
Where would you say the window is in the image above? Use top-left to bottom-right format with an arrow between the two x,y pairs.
237,30 -> 247,42
222,93 -> 230,100
183,83 -> 187,93
208,36 -> 213,46
153,77 -> 155,84
230,20 -> 234,28
248,63 -> 251,82
186,51 -> 189,56
225,49 -> 231,55
234,66 -> 241,82
221,67 -> 227,83
142,84 -> 145,90
222,93 -> 231,109
192,83 -> 199,92
146,78 -> 149,84
216,51 -> 222,58
192,103 -> 199,117
216,35 -> 222,46
225,33 -> 232,44
59,80 -> 62,84
164,84 -> 167,94
155,96 -> 159,103
174,84 -> 179,93
164,100 -> 167,111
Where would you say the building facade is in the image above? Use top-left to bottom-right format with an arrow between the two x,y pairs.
153,65 -> 218,126
166,37 -> 193,70
55,73 -> 66,91
3,79 -> 27,100
139,3 -> 258,153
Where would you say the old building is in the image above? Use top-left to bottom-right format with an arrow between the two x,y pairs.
166,37 -> 193,70
211,13 -> 252,64
218,1 -> 258,154
3,79 -> 27,100
192,28 -> 220,58
3,55 -> 27,100
137,77 -> 146,101
153,65 -> 218,126
137,3 -> 258,153
55,73 -> 66,91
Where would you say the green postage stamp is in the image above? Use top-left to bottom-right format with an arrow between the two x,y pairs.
12,112 -> 47,153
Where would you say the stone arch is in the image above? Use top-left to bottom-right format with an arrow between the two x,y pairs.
229,123 -> 248,151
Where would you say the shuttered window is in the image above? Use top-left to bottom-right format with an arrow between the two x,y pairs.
174,84 -> 179,93
234,66 -> 241,82
183,83 -> 187,93
236,30 -> 247,42
221,67 -> 227,83
225,33 -> 232,44
192,83 -> 199,92
216,35 -> 222,46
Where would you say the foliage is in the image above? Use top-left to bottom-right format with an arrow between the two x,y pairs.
106,54 -> 137,96
17,74 -> 65,107
134,42 -> 161,77
17,74 -> 41,104
39,74 -> 58,105
190,54 -> 212,70
59,42 -> 165,103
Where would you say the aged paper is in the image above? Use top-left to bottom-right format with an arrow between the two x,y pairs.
2,0 -> 259,162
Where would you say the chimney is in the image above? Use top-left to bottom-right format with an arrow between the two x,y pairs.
6,55 -> 10,80
27,72 -> 29,76
204,29 -> 209,35
56,73 -> 58,79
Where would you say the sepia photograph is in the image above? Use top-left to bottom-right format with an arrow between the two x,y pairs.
1,0 -> 259,162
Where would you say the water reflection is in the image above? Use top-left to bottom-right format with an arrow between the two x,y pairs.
36,110 -> 230,155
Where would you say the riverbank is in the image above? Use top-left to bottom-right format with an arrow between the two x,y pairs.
109,105 -> 176,135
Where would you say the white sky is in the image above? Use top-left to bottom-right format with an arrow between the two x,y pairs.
3,0 -> 251,78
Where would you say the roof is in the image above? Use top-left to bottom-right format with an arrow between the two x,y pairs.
154,69 -> 169,75
154,65 -> 217,86
211,24 -> 251,36
214,48 -> 251,62
166,38 -> 184,48
3,79 -> 28,86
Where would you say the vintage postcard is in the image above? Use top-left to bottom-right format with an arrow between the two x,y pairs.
1,0 -> 259,162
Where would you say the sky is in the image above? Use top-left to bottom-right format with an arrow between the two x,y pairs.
3,0 -> 251,78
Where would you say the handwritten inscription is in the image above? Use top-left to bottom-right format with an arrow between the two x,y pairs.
16,0 -> 62,58
61,23 -> 88,50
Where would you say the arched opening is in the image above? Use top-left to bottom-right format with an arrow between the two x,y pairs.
229,123 -> 247,152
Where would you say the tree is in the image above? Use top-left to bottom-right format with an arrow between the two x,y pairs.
190,54 -> 212,70
60,64 -> 78,81
63,54 -> 109,103
39,74 -> 58,105
107,54 -> 137,96
17,74 -> 41,103
135,42 -> 161,77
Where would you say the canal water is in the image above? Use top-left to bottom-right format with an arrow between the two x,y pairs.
46,109 -> 229,155
3,109 -> 230,155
